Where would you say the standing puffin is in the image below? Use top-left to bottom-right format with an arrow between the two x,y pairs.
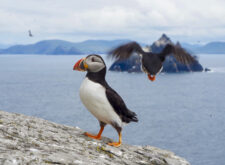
73,54 -> 138,147
109,42 -> 196,81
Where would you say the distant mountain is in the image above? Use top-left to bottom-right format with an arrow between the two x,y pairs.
180,43 -> 201,51
0,39 -> 130,55
182,42 -> 225,54
1,38 -> 224,55
73,39 -> 131,54
109,34 -> 204,73
0,44 -> 11,49
194,42 -> 225,54
0,40 -> 79,55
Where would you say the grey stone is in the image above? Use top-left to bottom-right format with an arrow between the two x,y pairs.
0,110 -> 190,165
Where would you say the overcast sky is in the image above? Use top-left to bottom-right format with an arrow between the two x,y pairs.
1,0 -> 225,45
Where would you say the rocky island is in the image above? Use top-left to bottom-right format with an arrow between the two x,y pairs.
109,34 -> 204,73
0,110 -> 190,165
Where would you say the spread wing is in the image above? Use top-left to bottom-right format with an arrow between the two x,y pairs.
109,42 -> 145,61
159,44 -> 196,64
105,87 -> 138,123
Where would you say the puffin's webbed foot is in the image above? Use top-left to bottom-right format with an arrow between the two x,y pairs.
107,131 -> 122,147
84,132 -> 101,140
108,141 -> 121,147
148,74 -> 156,81
84,126 -> 104,140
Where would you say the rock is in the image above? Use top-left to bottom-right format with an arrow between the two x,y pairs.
204,68 -> 211,72
0,110 -> 190,165
109,54 -> 142,73
150,34 -> 172,53
109,34 -> 204,73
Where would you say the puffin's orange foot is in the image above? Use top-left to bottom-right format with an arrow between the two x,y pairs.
108,142 -> 121,147
84,132 -> 101,140
148,74 -> 156,81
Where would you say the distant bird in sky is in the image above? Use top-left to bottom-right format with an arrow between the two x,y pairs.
109,42 -> 196,81
73,54 -> 138,147
28,30 -> 33,37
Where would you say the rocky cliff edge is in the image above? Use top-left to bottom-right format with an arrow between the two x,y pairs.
0,110 -> 190,165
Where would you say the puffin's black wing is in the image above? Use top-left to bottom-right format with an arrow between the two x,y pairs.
105,87 -> 138,123
159,44 -> 196,64
109,42 -> 145,60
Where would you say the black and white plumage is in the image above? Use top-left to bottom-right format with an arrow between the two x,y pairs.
109,42 -> 196,81
73,54 -> 138,147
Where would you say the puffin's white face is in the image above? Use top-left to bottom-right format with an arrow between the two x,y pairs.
85,55 -> 106,72
73,55 -> 106,73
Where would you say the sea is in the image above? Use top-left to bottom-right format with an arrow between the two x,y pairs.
0,54 -> 225,165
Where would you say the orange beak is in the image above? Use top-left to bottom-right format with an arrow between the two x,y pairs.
148,74 -> 156,81
73,58 -> 87,71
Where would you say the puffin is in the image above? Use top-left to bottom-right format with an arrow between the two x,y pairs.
109,42 -> 196,81
73,54 -> 138,147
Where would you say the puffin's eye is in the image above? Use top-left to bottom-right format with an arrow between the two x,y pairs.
91,58 -> 95,62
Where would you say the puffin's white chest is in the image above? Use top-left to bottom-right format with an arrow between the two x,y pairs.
79,77 -> 122,126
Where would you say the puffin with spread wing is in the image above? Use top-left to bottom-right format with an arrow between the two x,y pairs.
109,42 -> 196,81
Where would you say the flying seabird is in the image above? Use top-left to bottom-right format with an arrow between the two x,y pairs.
109,42 -> 196,81
28,30 -> 33,37
73,54 -> 138,147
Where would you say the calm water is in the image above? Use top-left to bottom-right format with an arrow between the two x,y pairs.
0,54 -> 225,165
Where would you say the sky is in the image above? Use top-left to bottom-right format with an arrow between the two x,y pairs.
0,0 -> 225,45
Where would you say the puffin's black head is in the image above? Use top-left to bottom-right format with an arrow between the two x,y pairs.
73,54 -> 106,73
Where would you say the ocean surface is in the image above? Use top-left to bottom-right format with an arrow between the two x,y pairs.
0,54 -> 225,165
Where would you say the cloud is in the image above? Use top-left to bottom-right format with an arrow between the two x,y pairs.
0,0 -> 225,44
